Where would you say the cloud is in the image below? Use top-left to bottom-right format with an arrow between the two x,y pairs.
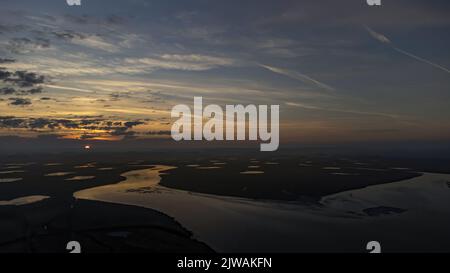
110,128 -> 136,137
260,64 -> 335,91
105,15 -> 127,25
52,30 -> 86,40
285,102 -> 321,110
24,87 -> 43,94
0,116 -> 148,139
69,35 -> 120,53
124,121 -> 145,128
6,52 -> 236,78
364,26 -> 391,44
0,68 -> 11,80
123,54 -> 235,72
3,70 -> 46,87
51,30 -> 121,53
392,47 -> 450,74
109,91 -> 132,101
0,116 -> 23,127
0,87 -> 16,95
365,26 -> 450,75
0,86 -> 43,96
145,130 -> 171,136
63,14 -> 127,26
0,23 -> 28,34
8,98 -> 32,106
160,54 -> 234,66
63,14 -> 92,25
285,101 -> 400,119
6,37 -> 51,54
43,84 -> 93,93
0,58 -> 15,64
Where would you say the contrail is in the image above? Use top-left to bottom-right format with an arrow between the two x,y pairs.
43,84 -> 95,93
393,47 -> 450,74
365,26 -> 391,44
365,26 -> 450,75
285,101 -> 400,119
259,64 -> 335,92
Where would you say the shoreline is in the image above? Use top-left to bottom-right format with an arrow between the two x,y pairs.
74,166 -> 450,252
159,160 -> 421,201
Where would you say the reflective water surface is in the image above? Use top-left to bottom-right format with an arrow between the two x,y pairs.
75,166 -> 450,252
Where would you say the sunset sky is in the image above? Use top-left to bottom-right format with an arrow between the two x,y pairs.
1,0 -> 449,146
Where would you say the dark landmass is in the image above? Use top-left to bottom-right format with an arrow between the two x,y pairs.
1,151 -> 450,252
363,206 -> 407,217
0,199 -> 212,253
0,155 -> 214,253
159,157 -> 422,201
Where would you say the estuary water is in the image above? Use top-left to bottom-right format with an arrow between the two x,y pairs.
74,166 -> 450,252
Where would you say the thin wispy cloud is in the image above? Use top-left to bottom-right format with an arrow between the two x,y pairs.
365,26 -> 391,44
69,35 -> 120,53
392,47 -> 450,74
365,26 -> 450,75
124,54 -> 235,72
259,64 -> 335,92
43,84 -> 95,94
286,101 -> 401,119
